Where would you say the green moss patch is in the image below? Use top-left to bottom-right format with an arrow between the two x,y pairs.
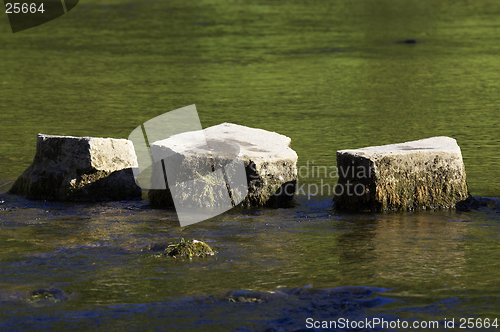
151,238 -> 216,259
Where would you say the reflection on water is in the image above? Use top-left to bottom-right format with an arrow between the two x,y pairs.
372,214 -> 467,290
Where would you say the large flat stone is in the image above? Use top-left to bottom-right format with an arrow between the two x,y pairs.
333,136 -> 469,211
10,134 -> 142,201
148,123 -> 298,209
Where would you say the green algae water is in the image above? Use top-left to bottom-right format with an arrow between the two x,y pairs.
1,0 -> 500,330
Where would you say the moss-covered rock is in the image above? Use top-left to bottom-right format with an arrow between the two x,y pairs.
150,239 -> 216,259
334,137 -> 469,211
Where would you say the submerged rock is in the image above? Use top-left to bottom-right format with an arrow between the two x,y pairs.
151,238 -> 216,259
182,286 -> 393,332
27,288 -> 68,305
395,39 -> 418,44
9,134 -> 142,201
455,196 -> 499,211
207,286 -> 393,309
148,123 -> 298,209
455,195 -> 482,211
224,290 -> 288,303
334,136 -> 469,211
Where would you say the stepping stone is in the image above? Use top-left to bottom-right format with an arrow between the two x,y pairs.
148,123 -> 298,210
333,136 -> 469,211
10,134 -> 141,201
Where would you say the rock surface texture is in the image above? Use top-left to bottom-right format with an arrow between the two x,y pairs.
334,136 -> 469,211
10,134 -> 141,201
148,123 -> 298,208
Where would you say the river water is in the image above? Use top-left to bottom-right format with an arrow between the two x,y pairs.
1,0 -> 500,331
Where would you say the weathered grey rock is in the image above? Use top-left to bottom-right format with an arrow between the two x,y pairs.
148,123 -> 298,208
9,134 -> 142,201
333,136 -> 469,211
